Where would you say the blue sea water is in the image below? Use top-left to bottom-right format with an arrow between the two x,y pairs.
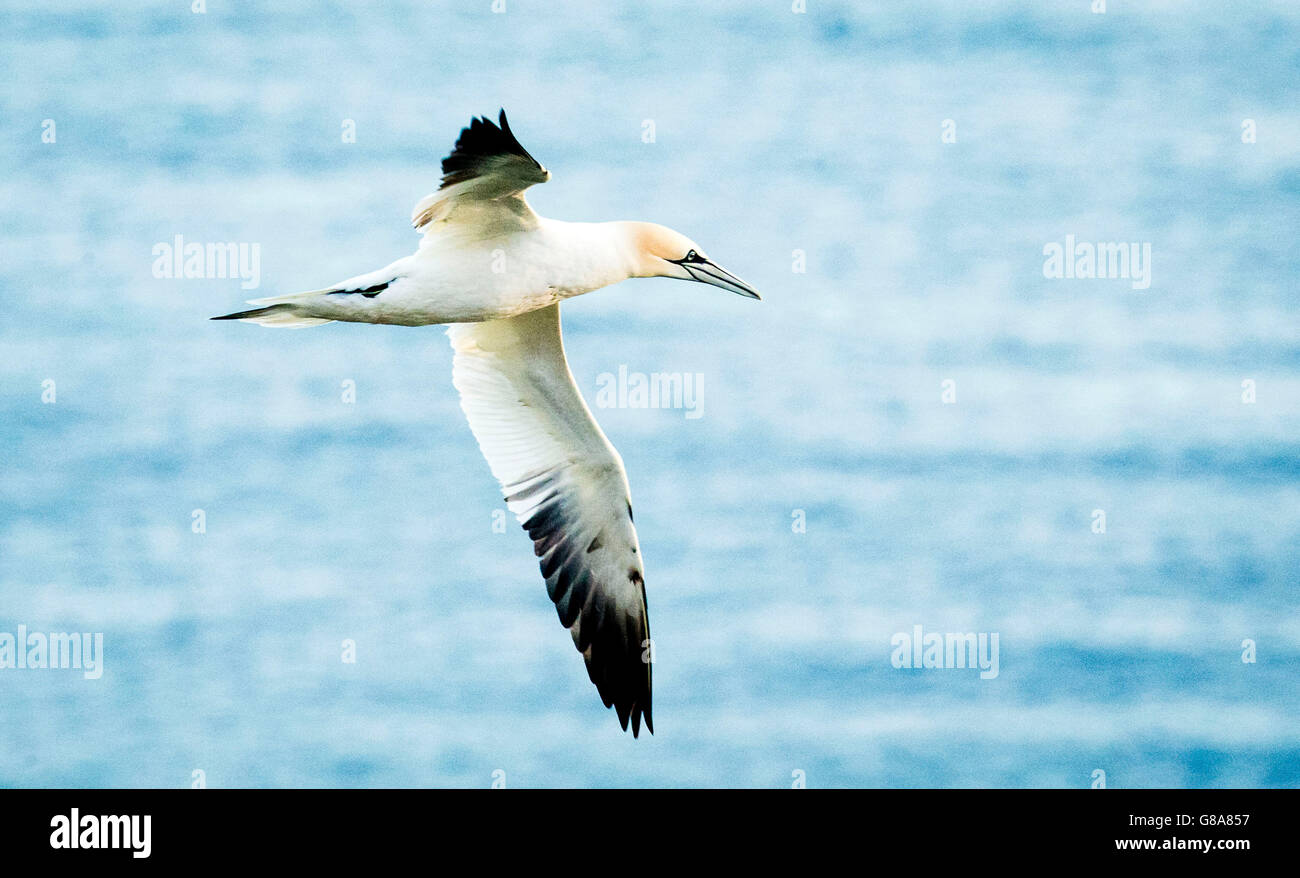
1,0 -> 1298,788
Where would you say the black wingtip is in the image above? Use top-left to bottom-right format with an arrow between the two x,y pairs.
211,305 -> 286,322
439,109 -> 544,190
631,706 -> 653,738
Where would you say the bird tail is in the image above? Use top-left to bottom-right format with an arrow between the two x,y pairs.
210,303 -> 333,328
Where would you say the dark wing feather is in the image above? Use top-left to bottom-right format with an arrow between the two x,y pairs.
412,110 -> 550,231
440,110 -> 548,190
513,468 -> 652,735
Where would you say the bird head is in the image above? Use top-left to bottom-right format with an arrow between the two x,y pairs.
625,222 -> 761,300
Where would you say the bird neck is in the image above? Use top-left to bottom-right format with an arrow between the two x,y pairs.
543,220 -> 645,290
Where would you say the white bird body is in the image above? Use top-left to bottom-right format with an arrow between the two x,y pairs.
215,111 -> 759,735
277,219 -> 643,326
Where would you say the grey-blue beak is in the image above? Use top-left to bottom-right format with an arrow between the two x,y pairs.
681,258 -> 762,300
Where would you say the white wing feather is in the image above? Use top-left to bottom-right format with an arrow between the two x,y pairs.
447,305 -> 653,735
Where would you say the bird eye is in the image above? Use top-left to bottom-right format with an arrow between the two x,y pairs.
685,249 -> 699,262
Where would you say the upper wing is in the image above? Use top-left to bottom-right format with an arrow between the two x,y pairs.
412,110 -> 551,235
448,305 -> 653,736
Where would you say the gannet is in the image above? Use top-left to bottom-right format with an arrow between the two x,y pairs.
214,111 -> 760,736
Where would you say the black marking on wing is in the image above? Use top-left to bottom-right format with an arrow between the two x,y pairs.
440,110 -> 545,190
326,282 -> 389,299
513,470 -> 652,737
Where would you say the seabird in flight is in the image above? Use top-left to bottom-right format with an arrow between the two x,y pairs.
214,110 -> 760,735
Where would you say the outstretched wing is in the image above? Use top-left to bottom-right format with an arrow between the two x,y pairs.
447,305 -> 653,736
412,110 -> 551,234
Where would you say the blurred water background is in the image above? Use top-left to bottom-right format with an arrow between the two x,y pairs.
1,0 -> 1297,787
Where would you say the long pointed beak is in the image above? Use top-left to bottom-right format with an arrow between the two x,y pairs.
683,259 -> 762,300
